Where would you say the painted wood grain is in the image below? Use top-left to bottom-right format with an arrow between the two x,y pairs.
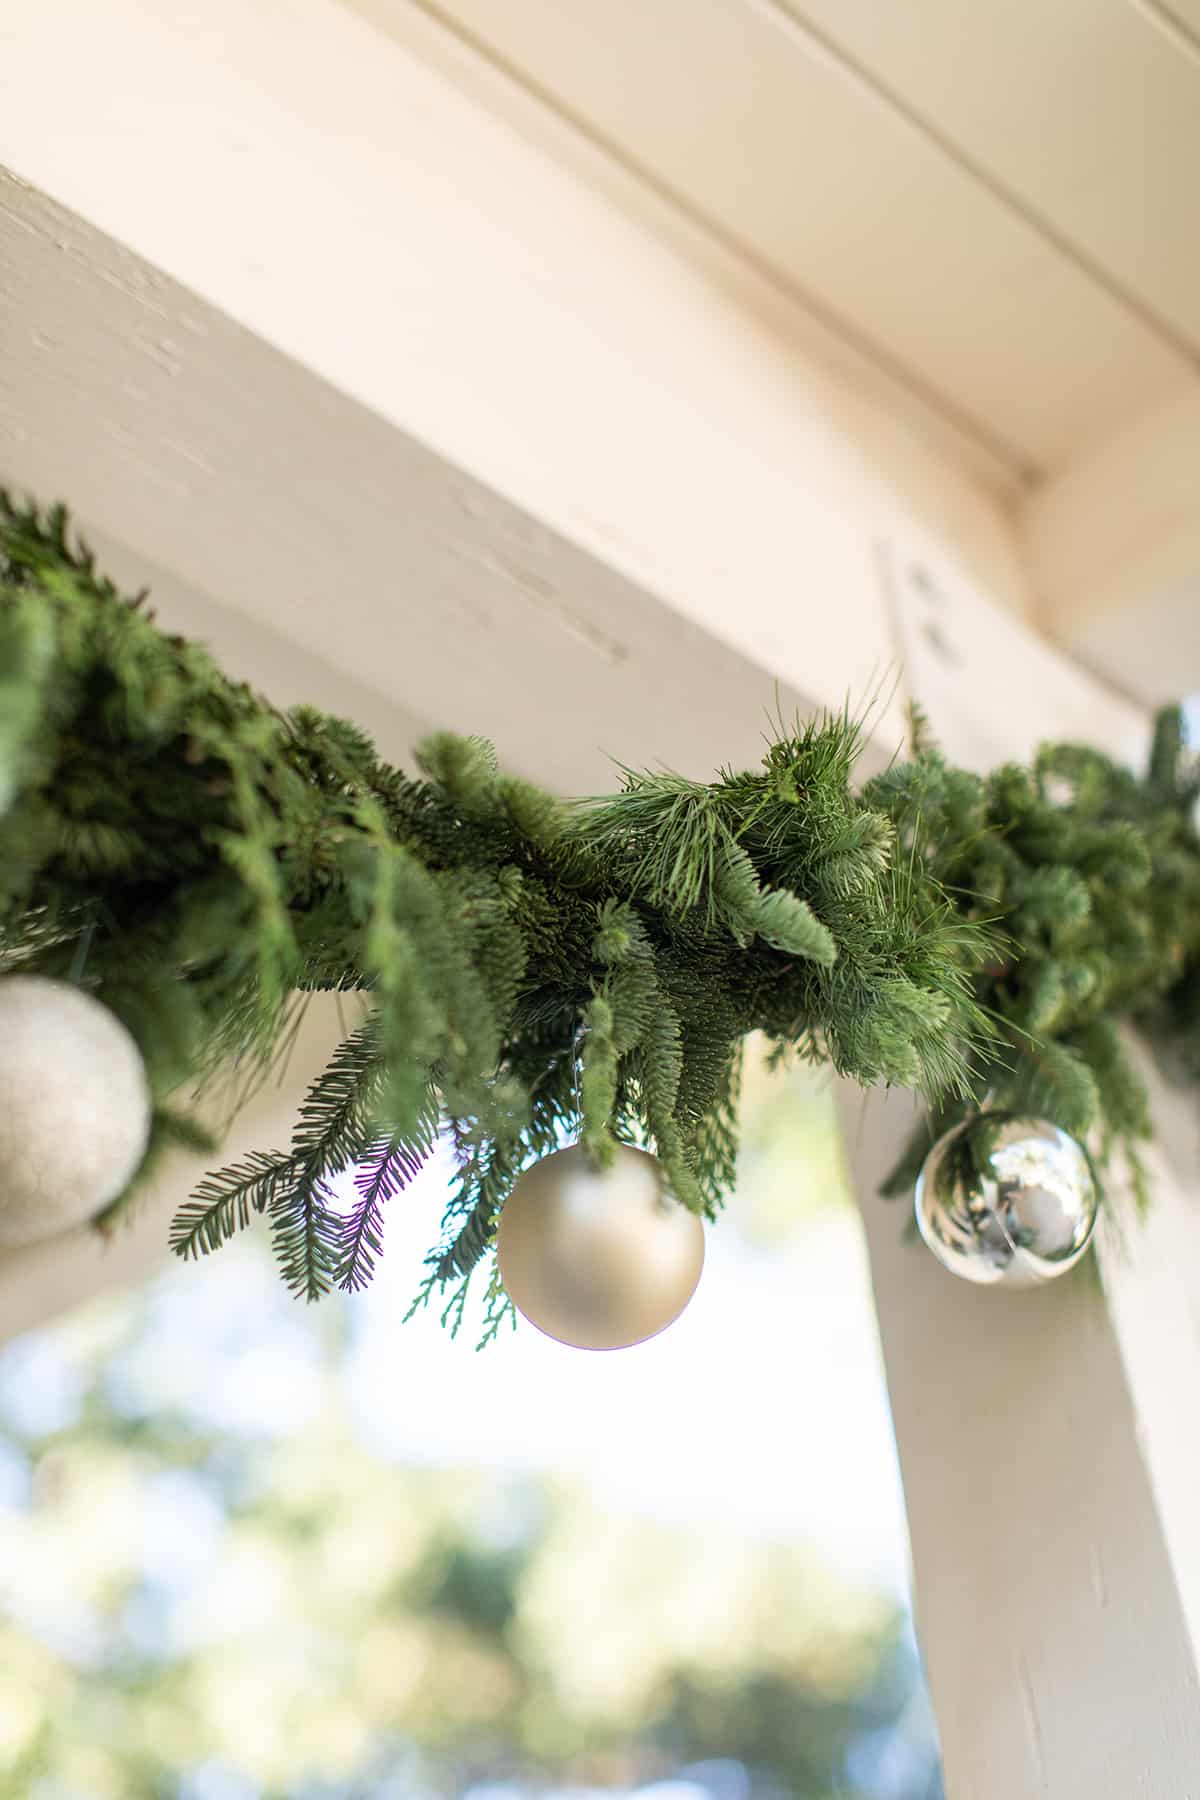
399,0 -> 1186,469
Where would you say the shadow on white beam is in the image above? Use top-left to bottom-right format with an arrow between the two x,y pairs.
1025,384 -> 1200,706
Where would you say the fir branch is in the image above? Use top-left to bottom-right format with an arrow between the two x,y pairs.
428,1136 -> 518,1286
335,1088 -> 440,1293
580,994 -> 618,1159
289,1013 -> 386,1171
170,1149 -> 299,1260
269,1172 -> 343,1305
753,889 -> 836,963
477,1262 -> 518,1351
268,1015 -> 389,1301
0,591 -> 56,814
1001,1033 -> 1100,1140
4,492 -> 1199,1319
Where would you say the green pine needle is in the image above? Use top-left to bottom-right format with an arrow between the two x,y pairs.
3,491 -> 1198,1316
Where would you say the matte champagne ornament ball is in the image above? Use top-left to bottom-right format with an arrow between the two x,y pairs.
497,1143 -> 705,1349
915,1112 -> 1097,1287
0,976 -> 152,1251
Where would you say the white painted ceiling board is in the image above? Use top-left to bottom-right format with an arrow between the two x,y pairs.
350,0 -> 1029,490
410,0 -> 1186,472
779,0 -> 1200,357
0,0 -> 1035,741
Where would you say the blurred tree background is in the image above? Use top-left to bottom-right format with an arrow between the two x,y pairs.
0,1048 -> 942,1800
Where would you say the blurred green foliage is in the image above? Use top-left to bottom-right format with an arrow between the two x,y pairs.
0,1265 -> 937,1800
0,1054 -> 939,1799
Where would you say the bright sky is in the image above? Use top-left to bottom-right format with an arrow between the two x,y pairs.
341,1146 -> 911,1598
7,1138 -> 914,1602
1,1129 -> 917,1615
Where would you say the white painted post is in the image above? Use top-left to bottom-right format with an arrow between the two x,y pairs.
838,543 -> 1200,1797
842,1082 -> 1200,1798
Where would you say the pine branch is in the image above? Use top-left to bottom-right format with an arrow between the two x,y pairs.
753,889 -> 836,963
428,1134 -> 520,1286
269,1172 -> 343,1304
477,1262 -> 518,1351
263,1014 -> 390,1301
335,1090 -> 439,1293
170,1150 -> 299,1259
580,993 -> 618,1159
5,491 -> 1200,1316
1003,1035 -> 1100,1141
0,592 -> 55,814
290,1013 -> 385,1169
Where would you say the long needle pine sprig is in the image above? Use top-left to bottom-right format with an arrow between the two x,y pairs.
1,495 -> 1197,1317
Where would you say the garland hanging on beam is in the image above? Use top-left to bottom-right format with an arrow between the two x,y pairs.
1,496 -> 1198,1340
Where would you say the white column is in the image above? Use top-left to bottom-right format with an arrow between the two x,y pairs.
840,1080 -> 1200,1799
841,542 -> 1200,1797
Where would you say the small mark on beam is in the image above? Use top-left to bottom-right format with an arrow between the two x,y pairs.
1016,1652 -> 1049,1792
1089,1542 -> 1110,1610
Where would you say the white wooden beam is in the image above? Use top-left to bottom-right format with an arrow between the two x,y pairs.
857,542 -> 1200,1796
1,0 -> 1042,499
1023,384 -> 1200,705
0,176 -> 821,796
840,1082 -> 1200,1797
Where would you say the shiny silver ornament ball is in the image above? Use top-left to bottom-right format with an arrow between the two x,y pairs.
915,1113 -> 1098,1287
497,1143 -> 705,1350
0,976 -> 152,1251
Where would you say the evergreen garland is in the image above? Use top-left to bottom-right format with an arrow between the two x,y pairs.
1,495 -> 1197,1322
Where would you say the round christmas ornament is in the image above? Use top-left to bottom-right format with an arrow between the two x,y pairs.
915,1113 -> 1098,1288
0,976 -> 152,1252
497,1142 -> 706,1350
